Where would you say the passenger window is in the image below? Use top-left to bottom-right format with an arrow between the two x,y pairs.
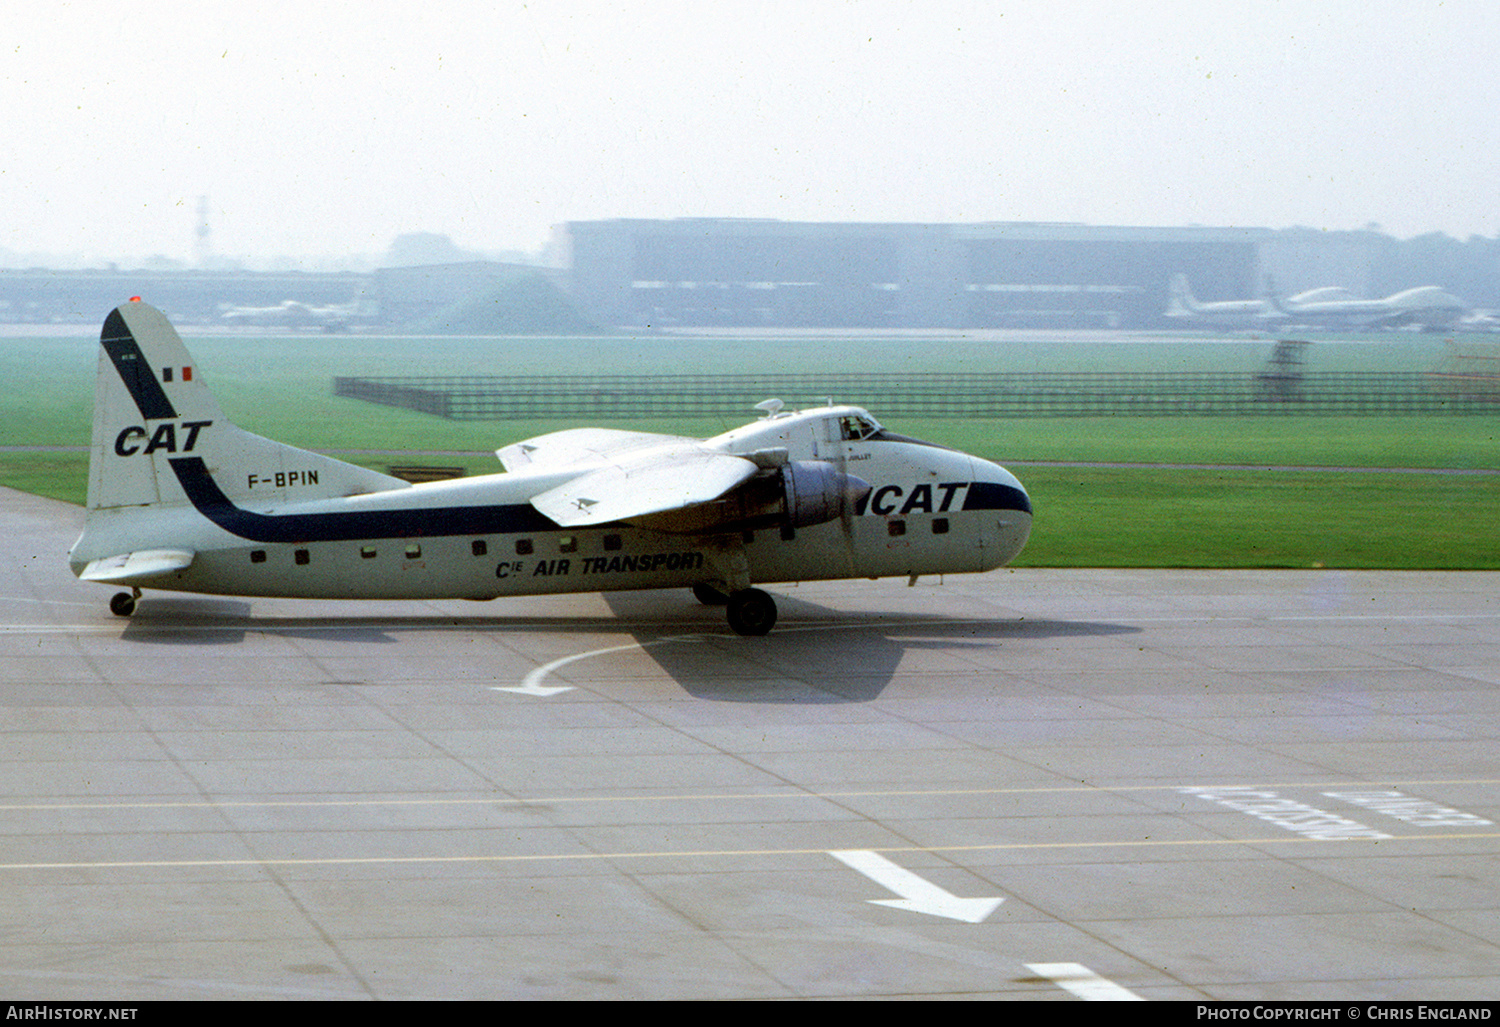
559,536 -> 577,553
405,544 -> 422,559
361,546 -> 378,559
604,534 -> 622,551
294,548 -> 310,565
250,550 -> 267,564
932,518 -> 950,535
471,540 -> 488,557
887,520 -> 906,537
516,539 -> 534,555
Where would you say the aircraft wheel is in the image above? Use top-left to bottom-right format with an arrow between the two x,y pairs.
692,582 -> 729,606
726,588 -> 777,636
109,592 -> 137,618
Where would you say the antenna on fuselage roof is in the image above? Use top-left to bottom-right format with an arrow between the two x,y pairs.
754,398 -> 784,418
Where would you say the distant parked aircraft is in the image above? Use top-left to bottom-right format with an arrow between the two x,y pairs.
1164,274 -> 1284,327
1168,273 -> 1469,330
218,300 -> 359,331
1271,284 -> 1468,330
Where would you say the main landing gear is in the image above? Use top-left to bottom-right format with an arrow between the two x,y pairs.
691,582 -> 729,606
693,583 -> 778,636
726,588 -> 777,636
109,589 -> 140,618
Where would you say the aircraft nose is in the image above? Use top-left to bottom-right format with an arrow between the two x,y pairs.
969,457 -> 1032,567
970,457 -> 1032,516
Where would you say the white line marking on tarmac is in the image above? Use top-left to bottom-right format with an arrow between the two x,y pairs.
0,597 -> 95,608
0,624 -> 121,634
1180,786 -> 1391,840
1025,962 -> 1143,1001
3,830 -> 1496,872
1321,789 -> 1494,827
494,618 -> 1005,697
5,777 -> 1498,814
494,632 -> 713,695
828,849 -> 1004,923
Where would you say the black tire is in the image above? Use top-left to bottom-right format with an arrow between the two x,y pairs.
726,588 -> 777,636
109,592 -> 136,618
692,582 -> 729,606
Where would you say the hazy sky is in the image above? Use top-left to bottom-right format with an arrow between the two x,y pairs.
6,1 -> 1498,265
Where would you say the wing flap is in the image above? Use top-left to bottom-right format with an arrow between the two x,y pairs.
79,548 -> 195,584
531,449 -> 757,527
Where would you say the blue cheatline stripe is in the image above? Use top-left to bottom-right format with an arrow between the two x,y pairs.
168,457 -> 1030,545
962,481 -> 1033,516
102,309 -> 178,421
169,457 -> 557,544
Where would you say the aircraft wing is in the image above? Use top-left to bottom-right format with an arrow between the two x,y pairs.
497,428 -> 695,473
77,549 -> 195,585
529,447 -> 758,527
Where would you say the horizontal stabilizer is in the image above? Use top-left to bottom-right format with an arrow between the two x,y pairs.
79,548 -> 195,584
530,448 -> 758,527
498,428 -> 695,473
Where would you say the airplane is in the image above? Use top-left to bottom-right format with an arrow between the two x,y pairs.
218,299 -> 362,331
1270,283 -> 1468,330
1164,274 -> 1285,327
67,299 -> 1033,635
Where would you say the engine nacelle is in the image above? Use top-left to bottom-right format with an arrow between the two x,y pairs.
627,459 -> 870,534
782,459 -> 871,528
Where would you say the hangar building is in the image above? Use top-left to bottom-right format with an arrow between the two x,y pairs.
563,219 -> 1277,330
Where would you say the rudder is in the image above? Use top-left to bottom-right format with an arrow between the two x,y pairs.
86,299 -> 407,513
1166,273 -> 1198,315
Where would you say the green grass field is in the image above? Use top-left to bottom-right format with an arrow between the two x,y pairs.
4,329 -> 1497,568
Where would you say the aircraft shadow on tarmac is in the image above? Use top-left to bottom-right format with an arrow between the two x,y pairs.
603,591 -> 1140,702
116,592 -> 1139,703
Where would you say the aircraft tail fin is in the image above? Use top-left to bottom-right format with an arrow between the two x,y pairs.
1166,273 -> 1199,316
1262,274 -> 1290,314
85,299 -> 408,513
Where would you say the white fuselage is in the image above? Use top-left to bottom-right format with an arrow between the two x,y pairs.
69,406 -> 1031,602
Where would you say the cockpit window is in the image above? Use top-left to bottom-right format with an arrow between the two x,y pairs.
840,415 -> 880,441
868,429 -> 956,451
839,412 -> 955,450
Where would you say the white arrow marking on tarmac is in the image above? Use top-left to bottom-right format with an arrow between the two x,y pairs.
1025,962 -> 1143,1001
828,849 -> 1004,923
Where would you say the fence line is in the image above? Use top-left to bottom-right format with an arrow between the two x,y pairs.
332,371 -> 1500,419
